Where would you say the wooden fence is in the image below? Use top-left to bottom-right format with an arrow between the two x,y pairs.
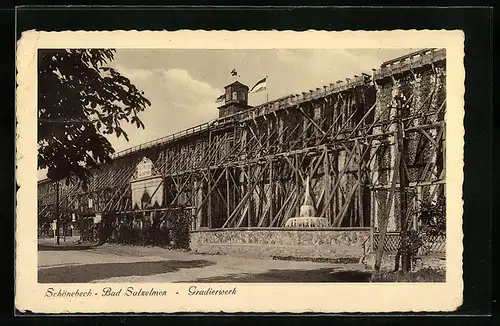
364,232 -> 446,255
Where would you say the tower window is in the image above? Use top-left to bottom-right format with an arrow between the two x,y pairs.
232,91 -> 238,100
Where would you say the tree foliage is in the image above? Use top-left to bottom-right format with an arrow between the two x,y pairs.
418,196 -> 446,237
38,49 -> 151,188
393,196 -> 446,272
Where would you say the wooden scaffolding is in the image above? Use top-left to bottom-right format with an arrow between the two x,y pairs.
38,48 -> 446,234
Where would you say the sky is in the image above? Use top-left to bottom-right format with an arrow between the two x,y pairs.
37,48 -> 417,180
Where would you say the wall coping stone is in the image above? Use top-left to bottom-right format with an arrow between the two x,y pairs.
191,227 -> 372,233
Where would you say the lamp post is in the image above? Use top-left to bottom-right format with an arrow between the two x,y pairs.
55,180 -> 60,245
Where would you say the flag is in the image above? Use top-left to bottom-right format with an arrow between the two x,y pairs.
231,69 -> 238,77
215,94 -> 225,103
249,77 -> 267,94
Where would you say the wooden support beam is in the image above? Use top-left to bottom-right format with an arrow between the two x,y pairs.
358,146 -> 365,227
39,59 -> 447,235
283,154 -> 305,185
294,154 -> 301,217
194,169 -> 225,218
248,124 -> 265,151
419,127 -> 439,148
298,105 -> 326,136
434,99 -> 446,117
254,168 -> 264,224
282,191 -> 300,226
169,175 -> 192,205
257,160 -> 274,227
419,127 -> 444,182
207,129 -> 213,228
310,150 -> 326,178
228,167 -> 241,197
373,151 -> 400,274
226,167 -> 230,220
347,102 -> 378,138
271,190 -> 296,226
248,165 -> 254,227
323,150 -> 334,222
236,204 -> 249,228
370,179 -> 446,190
194,178 -> 203,230
128,121 -> 443,183
335,181 -> 360,227
319,142 -> 358,217
222,163 -> 267,228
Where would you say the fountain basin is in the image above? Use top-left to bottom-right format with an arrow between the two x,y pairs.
285,217 -> 330,228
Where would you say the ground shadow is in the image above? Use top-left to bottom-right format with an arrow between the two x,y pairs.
38,244 -> 98,251
272,256 -> 360,264
189,268 -> 372,283
38,260 -> 215,283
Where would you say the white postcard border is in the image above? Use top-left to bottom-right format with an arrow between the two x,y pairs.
16,30 -> 464,313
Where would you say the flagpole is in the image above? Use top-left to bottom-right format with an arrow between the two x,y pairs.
266,75 -> 269,103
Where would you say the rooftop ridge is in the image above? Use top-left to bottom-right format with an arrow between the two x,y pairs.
108,72 -> 371,160
108,48 -> 446,160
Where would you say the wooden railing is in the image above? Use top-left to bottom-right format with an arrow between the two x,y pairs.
372,232 -> 401,252
111,121 -> 211,159
362,232 -> 446,255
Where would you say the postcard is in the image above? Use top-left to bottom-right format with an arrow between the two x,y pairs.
16,30 -> 464,313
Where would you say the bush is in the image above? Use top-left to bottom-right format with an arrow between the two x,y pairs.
393,196 -> 447,271
170,210 -> 191,249
419,196 -> 446,237
88,210 -> 191,250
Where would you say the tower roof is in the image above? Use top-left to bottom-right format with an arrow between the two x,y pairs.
224,80 -> 249,89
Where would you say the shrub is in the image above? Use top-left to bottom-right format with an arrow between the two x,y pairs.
418,196 -> 446,237
80,209 -> 192,249
169,210 -> 191,250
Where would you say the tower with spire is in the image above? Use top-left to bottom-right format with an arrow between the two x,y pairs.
217,79 -> 252,118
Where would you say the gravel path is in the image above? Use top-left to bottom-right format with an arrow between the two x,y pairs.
38,243 -> 370,283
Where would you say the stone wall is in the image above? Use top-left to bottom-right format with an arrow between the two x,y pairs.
190,228 -> 371,260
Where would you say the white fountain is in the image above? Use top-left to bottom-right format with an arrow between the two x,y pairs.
284,176 -> 330,228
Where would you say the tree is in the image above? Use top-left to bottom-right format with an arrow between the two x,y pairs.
38,49 -> 151,189
393,196 -> 446,272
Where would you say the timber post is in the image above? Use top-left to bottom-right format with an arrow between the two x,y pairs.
397,100 -> 410,271
207,127 -> 212,229
269,159 -> 274,226
55,180 -> 60,245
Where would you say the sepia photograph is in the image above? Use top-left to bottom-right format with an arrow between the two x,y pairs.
36,47 -> 448,284
16,30 -> 464,313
